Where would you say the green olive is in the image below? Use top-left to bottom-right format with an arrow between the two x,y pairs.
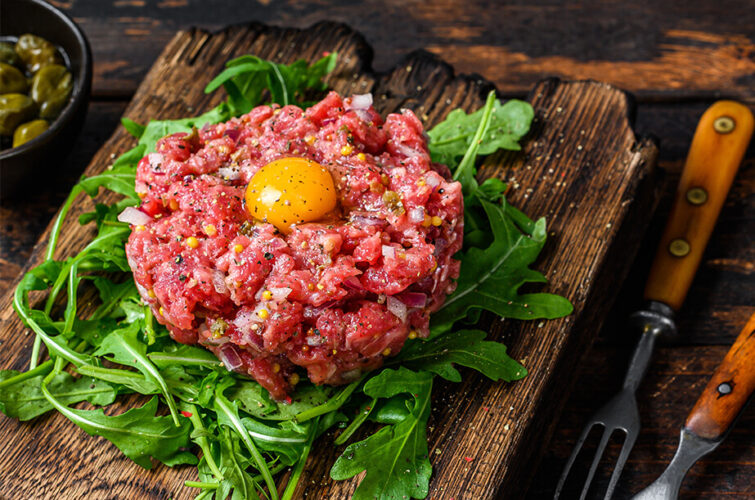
0,62 -> 29,94
0,93 -> 37,135
0,42 -> 21,67
12,119 -> 49,147
31,64 -> 72,119
15,34 -> 63,73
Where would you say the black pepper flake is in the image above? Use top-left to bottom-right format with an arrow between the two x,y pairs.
175,255 -> 184,264
179,274 -> 187,282
438,188 -> 445,194
264,252 -> 274,260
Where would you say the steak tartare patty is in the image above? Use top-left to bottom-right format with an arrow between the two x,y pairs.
125,91 -> 463,399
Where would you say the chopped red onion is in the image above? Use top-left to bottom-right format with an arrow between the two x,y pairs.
386,296 -> 408,322
233,309 -> 262,331
147,152 -> 164,165
118,207 -> 152,226
433,238 -> 448,257
269,287 -> 292,301
409,207 -> 425,223
212,271 -> 229,294
306,335 -> 327,347
217,167 -> 241,181
303,301 -> 339,320
398,292 -> 427,308
203,334 -> 230,346
350,213 -> 387,228
268,239 -> 287,251
354,109 -> 372,122
218,344 -> 243,371
381,245 -> 395,259
396,143 -> 418,157
224,128 -> 241,142
343,276 -> 365,290
425,174 -> 441,188
347,93 -> 373,110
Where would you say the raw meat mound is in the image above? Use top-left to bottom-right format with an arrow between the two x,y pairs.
125,91 -> 463,399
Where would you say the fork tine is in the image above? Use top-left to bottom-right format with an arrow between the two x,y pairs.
578,426 -> 614,500
604,430 -> 637,499
554,422 -> 602,499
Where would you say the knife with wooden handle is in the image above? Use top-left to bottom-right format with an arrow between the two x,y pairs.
632,312 -> 755,500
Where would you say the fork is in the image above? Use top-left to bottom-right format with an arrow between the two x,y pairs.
553,309 -> 669,500
553,100 -> 753,499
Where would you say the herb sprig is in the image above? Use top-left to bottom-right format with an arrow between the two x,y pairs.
2,52 -> 571,499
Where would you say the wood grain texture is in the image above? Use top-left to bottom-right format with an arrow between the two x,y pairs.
52,0 -> 755,101
0,22 -> 659,499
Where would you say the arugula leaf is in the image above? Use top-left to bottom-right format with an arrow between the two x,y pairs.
78,164 -> 140,202
205,53 -> 337,114
90,276 -> 141,321
148,344 -> 223,370
394,329 -> 526,383
75,363 -> 160,395
432,198 -> 573,334
94,323 -> 181,426
229,380 -> 333,421
41,383 -> 194,469
214,377 -> 280,500
331,368 -> 433,500
121,117 -> 146,138
428,92 -> 534,171
0,370 -> 115,420
199,426 -> 262,500
240,417 -> 310,466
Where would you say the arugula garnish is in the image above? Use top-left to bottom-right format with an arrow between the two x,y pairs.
41,387 -> 196,469
3,53 -> 571,500
331,368 -> 433,500
393,329 -> 527,382
428,92 -> 534,195
431,198 -> 573,333
205,52 -> 337,114
0,370 -> 116,421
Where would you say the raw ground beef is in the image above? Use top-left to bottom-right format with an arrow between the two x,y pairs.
125,91 -> 464,399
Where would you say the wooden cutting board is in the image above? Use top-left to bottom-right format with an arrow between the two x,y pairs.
0,22 -> 659,499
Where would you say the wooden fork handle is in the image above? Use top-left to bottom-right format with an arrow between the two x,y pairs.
685,312 -> 755,440
644,101 -> 754,310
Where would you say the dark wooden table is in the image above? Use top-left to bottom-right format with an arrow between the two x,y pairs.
1,1 -> 752,498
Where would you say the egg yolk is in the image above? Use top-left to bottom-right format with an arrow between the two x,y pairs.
245,157 -> 338,232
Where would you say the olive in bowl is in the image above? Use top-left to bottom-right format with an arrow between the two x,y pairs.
0,0 -> 91,198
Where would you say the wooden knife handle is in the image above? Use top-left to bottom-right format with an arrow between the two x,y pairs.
685,312 -> 755,440
643,101 -> 753,310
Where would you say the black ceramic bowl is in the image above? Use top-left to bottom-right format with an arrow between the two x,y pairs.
0,0 -> 92,198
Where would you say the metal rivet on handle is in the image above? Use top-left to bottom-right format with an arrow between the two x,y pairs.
717,382 -> 733,396
669,238 -> 690,257
686,187 -> 708,205
713,116 -> 735,134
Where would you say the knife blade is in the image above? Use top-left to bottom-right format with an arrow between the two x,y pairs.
632,312 -> 755,500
